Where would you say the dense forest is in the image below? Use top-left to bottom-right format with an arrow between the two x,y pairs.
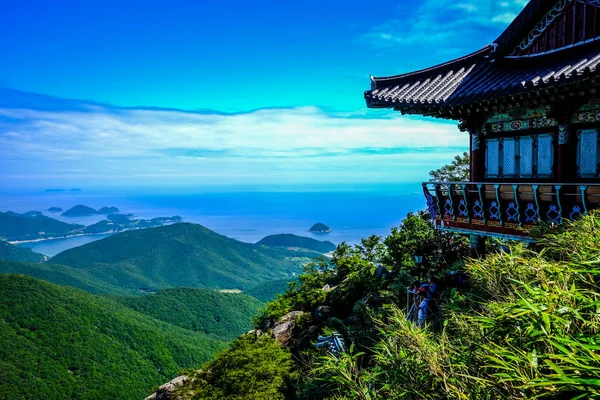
0,275 -> 227,400
49,223 -> 303,292
0,241 -> 45,262
114,287 -> 263,341
0,259 -> 127,294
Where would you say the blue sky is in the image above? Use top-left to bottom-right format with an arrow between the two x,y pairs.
0,0 -> 528,188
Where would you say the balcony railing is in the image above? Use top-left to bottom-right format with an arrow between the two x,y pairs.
422,182 -> 600,240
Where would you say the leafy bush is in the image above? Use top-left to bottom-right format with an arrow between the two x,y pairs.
181,335 -> 298,400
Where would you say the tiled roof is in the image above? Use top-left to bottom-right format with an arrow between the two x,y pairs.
365,43 -> 600,109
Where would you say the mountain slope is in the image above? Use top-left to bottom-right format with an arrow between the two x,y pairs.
0,275 -> 226,400
50,223 -> 298,291
0,241 -> 45,262
0,259 -> 130,295
245,278 -> 294,302
257,233 -> 336,253
0,211 -> 83,241
115,288 -> 263,341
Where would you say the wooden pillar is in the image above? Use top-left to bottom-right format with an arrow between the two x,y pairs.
470,128 -> 484,182
557,122 -> 574,182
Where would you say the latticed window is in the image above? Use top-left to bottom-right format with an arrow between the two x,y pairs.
485,133 -> 554,178
577,129 -> 599,177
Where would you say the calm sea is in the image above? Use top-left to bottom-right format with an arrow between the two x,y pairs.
0,184 -> 426,257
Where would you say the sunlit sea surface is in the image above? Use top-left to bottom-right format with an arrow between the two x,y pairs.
0,184 -> 426,257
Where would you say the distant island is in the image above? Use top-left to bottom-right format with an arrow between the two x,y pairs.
44,188 -> 82,192
257,234 -> 336,253
62,205 -> 120,217
0,211 -> 84,241
309,222 -> 332,234
2,208 -> 183,242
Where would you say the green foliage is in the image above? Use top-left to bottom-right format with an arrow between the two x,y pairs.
311,212 -> 600,400
50,223 -> 299,292
245,278 -> 296,303
0,259 -> 130,295
428,151 -> 470,182
255,261 -> 334,323
0,211 -> 83,241
114,287 -> 263,341
182,335 -> 297,400
0,275 -> 227,400
257,233 -> 336,253
0,240 -> 45,262
384,211 -> 468,278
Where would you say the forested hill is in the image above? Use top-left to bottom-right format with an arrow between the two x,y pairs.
257,234 -> 336,253
0,275 -> 226,400
0,259 -> 133,295
0,211 -> 83,241
50,222 -> 299,292
245,278 -> 293,302
114,287 -> 263,341
0,241 -> 45,262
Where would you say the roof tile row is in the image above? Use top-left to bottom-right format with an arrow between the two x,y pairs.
365,45 -> 600,109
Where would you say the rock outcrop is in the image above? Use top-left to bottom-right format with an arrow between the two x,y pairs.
272,310 -> 305,347
145,375 -> 190,400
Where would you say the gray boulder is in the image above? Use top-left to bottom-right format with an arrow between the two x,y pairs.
145,375 -> 190,400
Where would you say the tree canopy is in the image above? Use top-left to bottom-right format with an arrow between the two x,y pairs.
428,151 -> 470,182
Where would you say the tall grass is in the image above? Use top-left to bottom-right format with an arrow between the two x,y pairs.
313,213 -> 600,399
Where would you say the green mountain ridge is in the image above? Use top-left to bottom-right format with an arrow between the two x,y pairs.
0,211 -> 83,241
49,222 -> 299,292
113,287 -> 263,341
0,241 -> 46,262
0,274 -> 226,400
0,259 -> 133,295
257,233 -> 336,253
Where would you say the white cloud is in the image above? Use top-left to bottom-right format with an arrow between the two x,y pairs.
0,105 -> 467,185
361,0 -> 527,51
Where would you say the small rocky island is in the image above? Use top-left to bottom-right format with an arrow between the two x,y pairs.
47,207 -> 63,213
309,222 -> 332,234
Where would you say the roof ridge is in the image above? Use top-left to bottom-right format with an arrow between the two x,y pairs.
370,46 -> 492,88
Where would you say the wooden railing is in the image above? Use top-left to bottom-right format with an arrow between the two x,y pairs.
422,182 -> 600,239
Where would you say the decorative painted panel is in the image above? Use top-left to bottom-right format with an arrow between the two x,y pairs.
485,108 -> 547,124
487,117 -> 556,133
422,183 -> 598,242
572,108 -> 600,124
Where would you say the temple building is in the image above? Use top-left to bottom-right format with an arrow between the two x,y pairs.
365,0 -> 600,254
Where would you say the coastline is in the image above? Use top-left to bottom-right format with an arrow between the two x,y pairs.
9,232 -> 112,245
8,222 -> 181,245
